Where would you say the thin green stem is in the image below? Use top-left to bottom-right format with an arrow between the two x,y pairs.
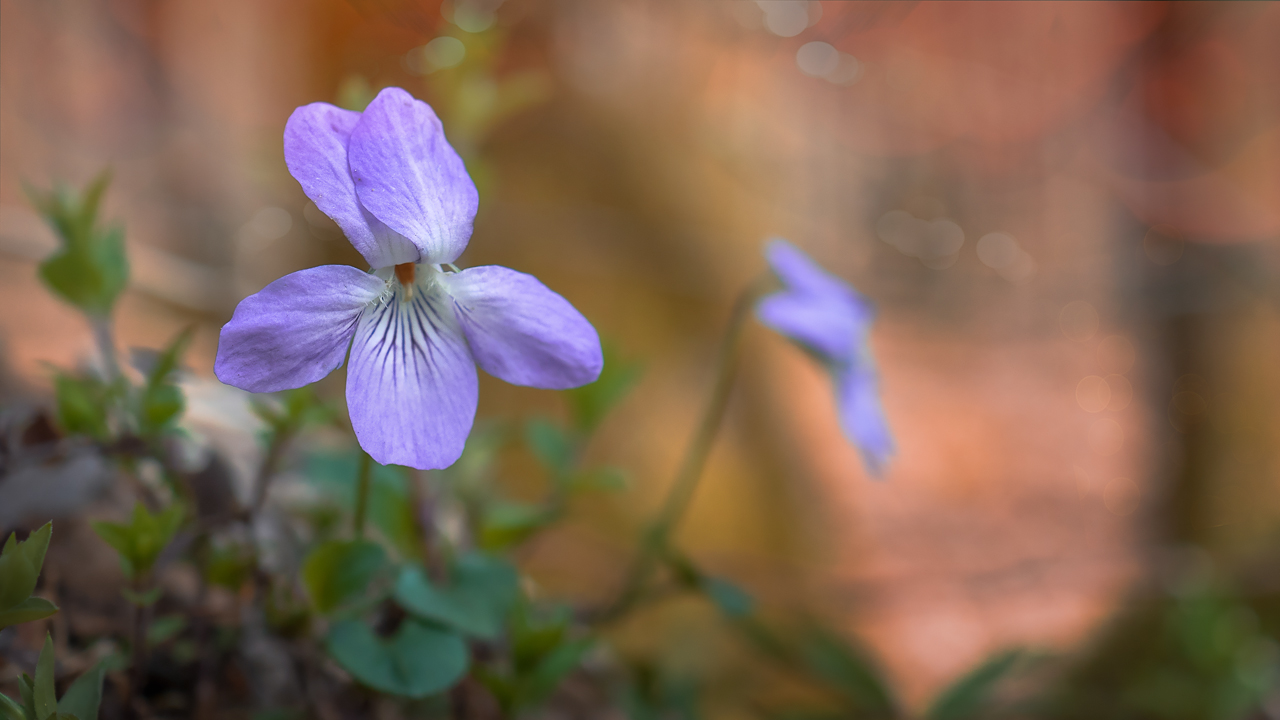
599,277 -> 769,621
251,426 -> 293,513
353,450 -> 374,540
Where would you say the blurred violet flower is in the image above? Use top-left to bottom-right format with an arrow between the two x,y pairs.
215,87 -> 602,470
756,239 -> 893,476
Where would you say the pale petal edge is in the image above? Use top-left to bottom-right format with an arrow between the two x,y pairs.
215,265 -> 386,393
446,265 -> 603,390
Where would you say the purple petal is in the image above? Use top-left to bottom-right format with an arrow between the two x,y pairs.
444,266 -> 603,389
757,239 -> 875,365
284,103 -> 420,268
348,88 -> 478,265
346,289 -> 478,469
756,291 -> 862,364
836,364 -> 894,477
215,265 -> 385,393
765,239 -> 864,304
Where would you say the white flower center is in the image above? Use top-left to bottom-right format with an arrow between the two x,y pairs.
372,262 -> 445,306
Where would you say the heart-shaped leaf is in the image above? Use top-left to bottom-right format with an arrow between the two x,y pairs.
325,619 -> 467,698
301,539 -> 387,614
394,553 -> 519,639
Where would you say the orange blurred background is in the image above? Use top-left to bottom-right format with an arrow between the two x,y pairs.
2,0 -> 1279,709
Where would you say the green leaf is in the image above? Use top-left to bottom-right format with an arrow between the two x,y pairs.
18,675 -> 35,720
924,649 -> 1022,720
0,598 -> 59,630
87,522 -> 131,566
252,387 -> 335,434
301,540 -> 387,614
510,608 -> 569,674
0,691 -> 28,720
517,638 -> 593,708
477,501 -> 552,552
0,524 -> 55,626
702,577 -> 754,619
564,343 -> 642,433
30,173 -> 128,317
394,553 -> 519,640
91,503 -> 184,579
0,538 -> 37,611
76,172 -> 111,233
53,375 -> 110,440
325,619 -> 468,698
146,327 -> 193,388
136,328 -> 193,436
204,542 -> 254,591
34,636 -> 56,720
146,615 -> 186,646
525,418 -> 574,475
37,227 -> 128,316
18,524 -> 52,579
799,626 -> 897,716
138,384 -> 183,435
57,662 -> 105,720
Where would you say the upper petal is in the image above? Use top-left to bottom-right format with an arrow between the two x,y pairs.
284,103 -> 421,268
835,363 -> 894,478
348,88 -> 478,265
765,238 -> 863,304
444,266 -> 603,389
215,265 -> 385,393
346,287 -> 479,470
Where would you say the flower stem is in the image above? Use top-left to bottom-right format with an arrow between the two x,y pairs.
354,450 -> 374,540
600,277 -> 768,621
91,316 -> 121,381
251,426 -> 293,513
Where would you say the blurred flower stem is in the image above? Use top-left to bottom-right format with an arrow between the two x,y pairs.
353,449 -> 374,540
91,316 -> 121,381
602,277 -> 768,622
251,424 -> 293,514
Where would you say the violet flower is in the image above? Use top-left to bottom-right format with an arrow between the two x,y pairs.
756,239 -> 893,476
215,87 -> 602,470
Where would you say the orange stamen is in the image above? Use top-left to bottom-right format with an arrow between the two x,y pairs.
394,263 -> 416,287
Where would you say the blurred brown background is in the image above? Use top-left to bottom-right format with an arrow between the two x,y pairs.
2,0 -> 1279,709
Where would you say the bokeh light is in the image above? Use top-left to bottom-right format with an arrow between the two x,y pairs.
1060,301 -> 1100,342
